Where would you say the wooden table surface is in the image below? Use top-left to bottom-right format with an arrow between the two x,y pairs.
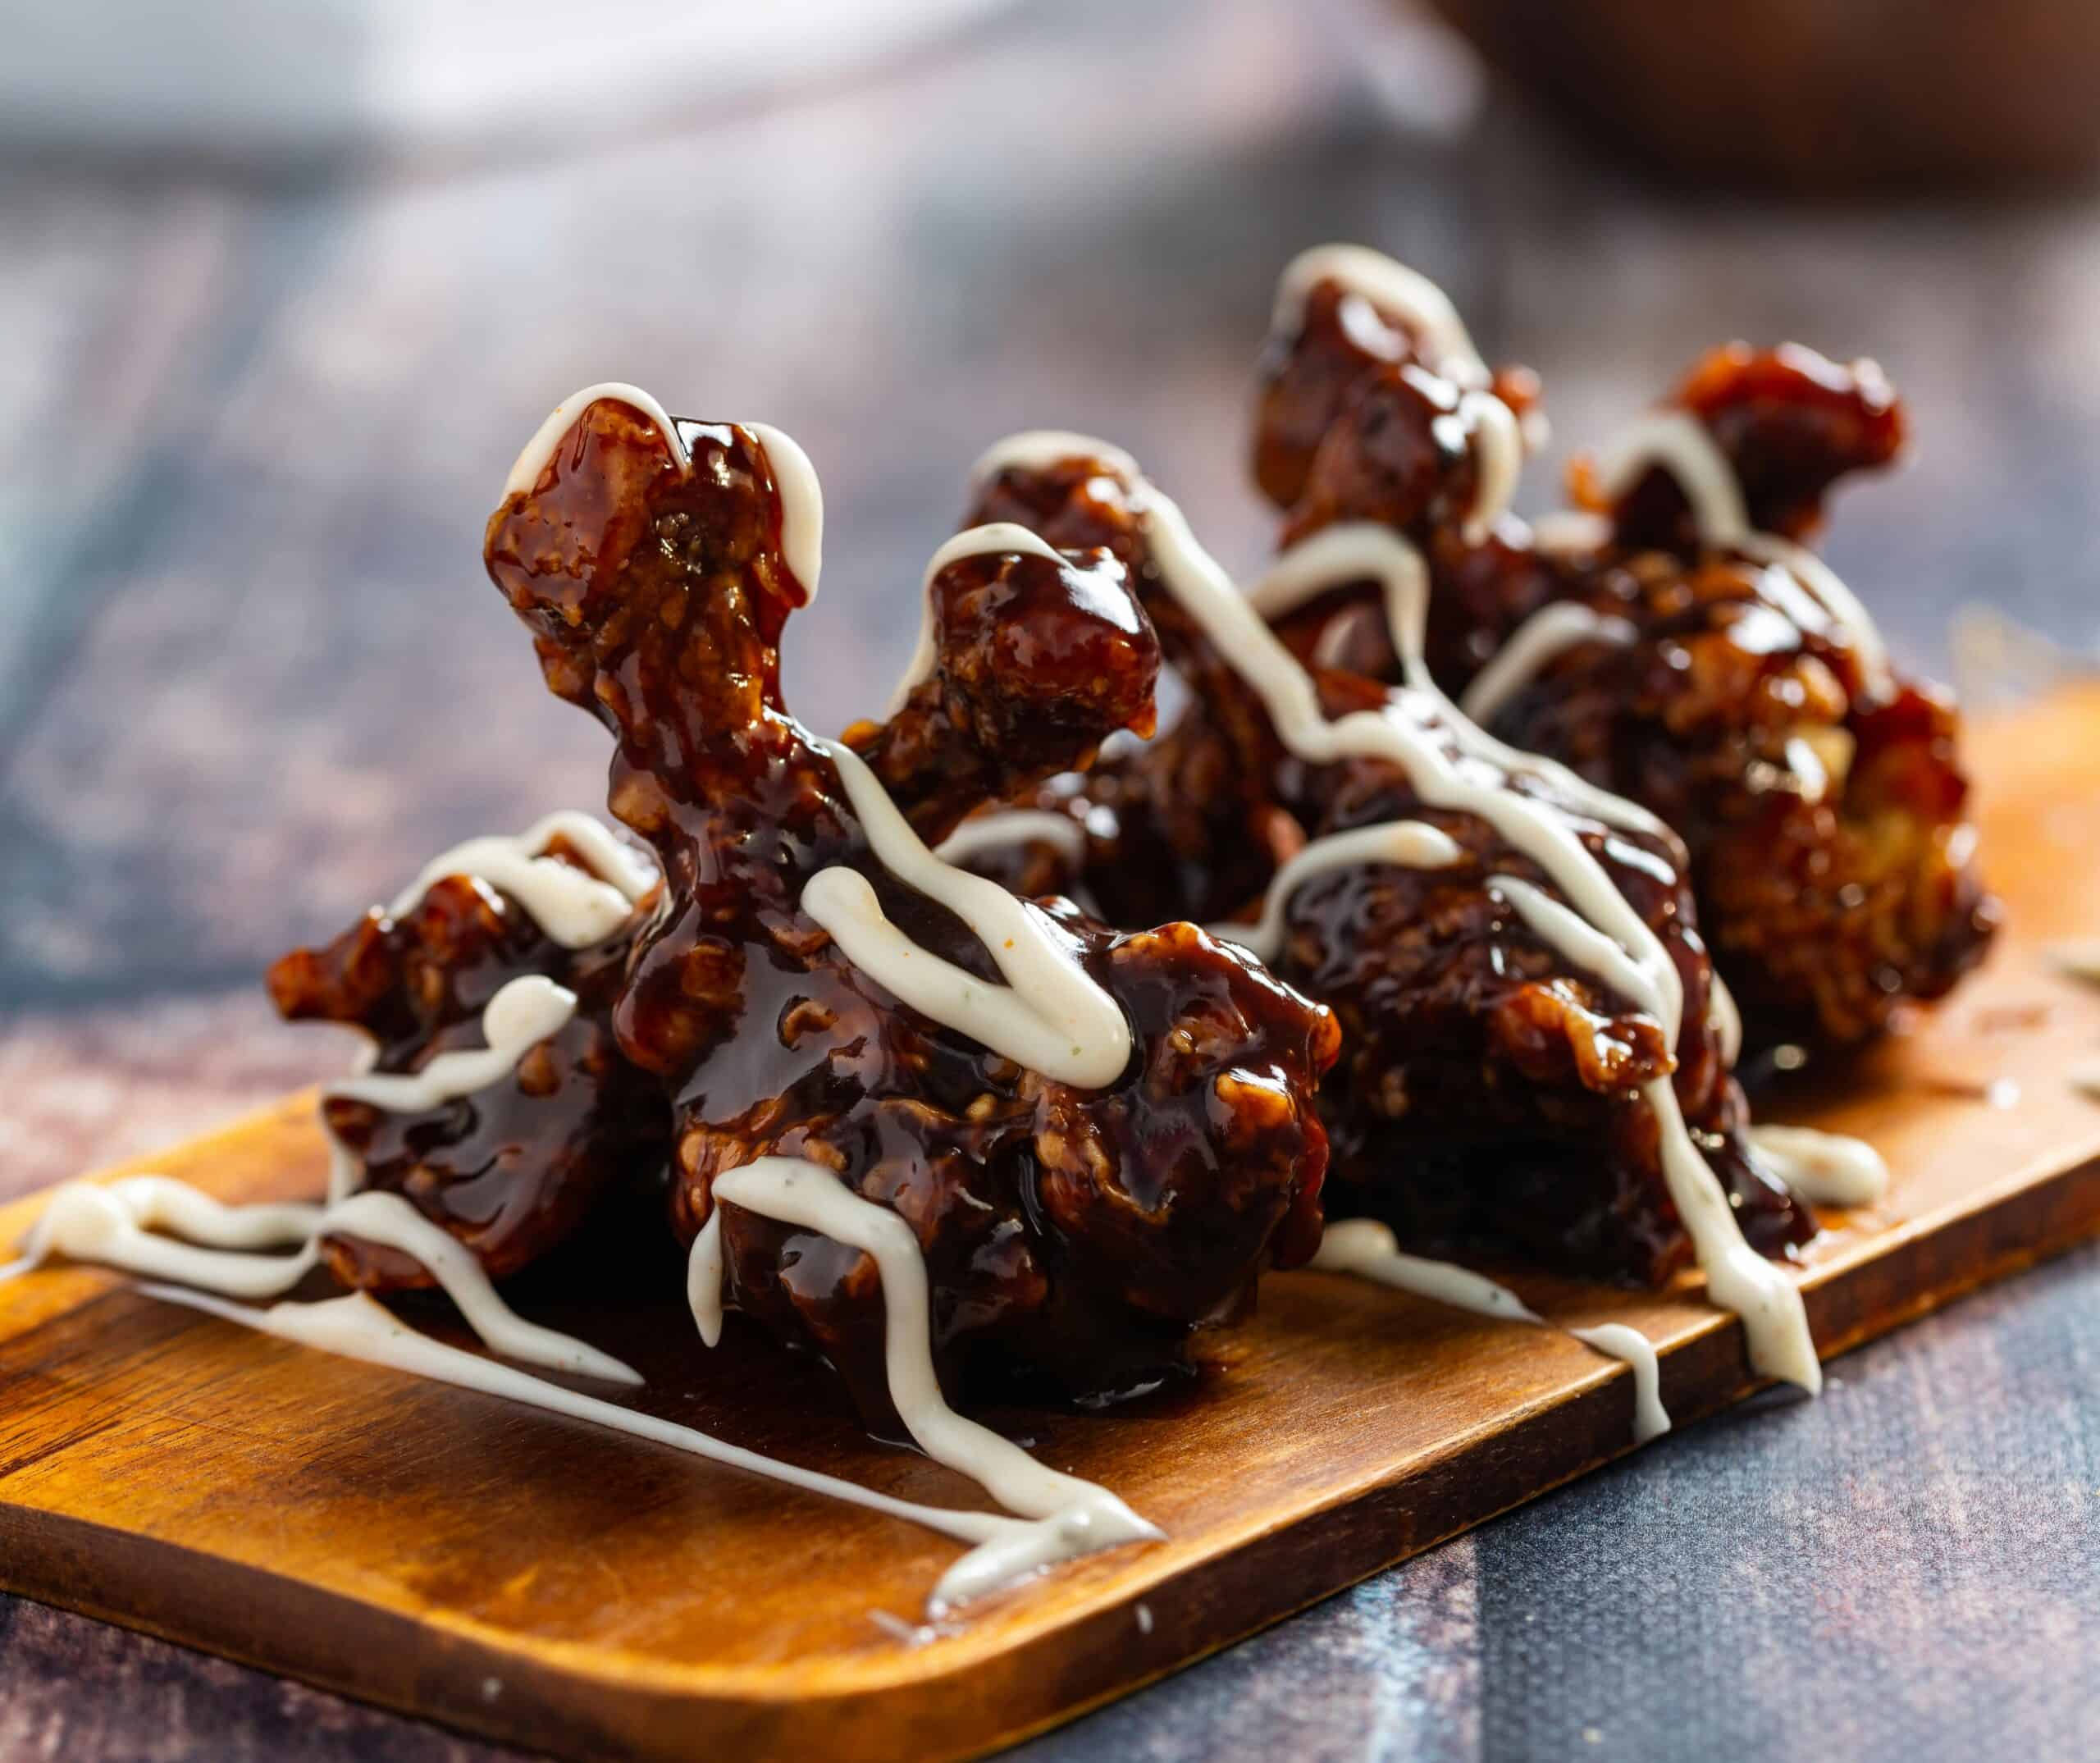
2,2 -> 2095,1757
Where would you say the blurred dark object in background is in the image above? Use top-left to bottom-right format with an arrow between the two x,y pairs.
1428,0 -> 2100,192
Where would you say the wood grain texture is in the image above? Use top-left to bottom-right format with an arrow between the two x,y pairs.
2,690 -> 2097,1763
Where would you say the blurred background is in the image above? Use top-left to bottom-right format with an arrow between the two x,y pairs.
2,2 -> 2097,1756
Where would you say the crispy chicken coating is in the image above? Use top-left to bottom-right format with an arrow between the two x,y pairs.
482,395 -> 1339,1419
959,442 -> 1810,1285
266,835 -> 667,1289
1257,277 -> 1998,1047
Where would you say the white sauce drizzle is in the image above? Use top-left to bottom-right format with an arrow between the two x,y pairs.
503,390 -> 821,603
136,1283 -> 1025,1556
1596,410 -> 1751,543
696,1158 -> 1162,1610
1486,875 -> 1682,1040
1709,971 -> 1743,1069
884,523 -> 1069,716
971,429 -> 1142,489
1529,510 -> 1614,555
802,738 -> 1131,1090
743,421 -> 825,602
2048,941 -> 2100,987
1745,1125 -> 1889,1208
1457,388 -> 1524,544
328,974 -> 578,1125
1239,522 -> 1672,843
1592,408 -> 1892,695
390,811 -> 653,948
8,1176 -> 639,1384
503,382 -> 689,500
934,810 -> 1089,870
1459,604 -> 1637,725
969,429 -> 1819,1391
1271,244 -> 1491,389
1210,821 -> 1463,962
1311,1221 -> 1669,1443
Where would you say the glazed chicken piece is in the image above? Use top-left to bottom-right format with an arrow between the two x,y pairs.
267,824 -> 668,1290
957,438 -> 1811,1286
482,394 -> 1339,1420
1255,258 -> 1998,1047
267,436 -> 1169,1305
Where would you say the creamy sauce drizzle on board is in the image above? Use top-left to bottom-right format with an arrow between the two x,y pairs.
970,426 -> 1822,1393
2045,944 -> 2100,1099
1312,1222 -> 1670,1443
688,1159 -> 1157,1611
1744,1126 -> 1889,1208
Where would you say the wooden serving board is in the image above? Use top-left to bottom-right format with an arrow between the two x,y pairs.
4,690 -> 2099,1763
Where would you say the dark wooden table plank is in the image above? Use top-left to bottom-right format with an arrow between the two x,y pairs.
2,1 -> 2097,1757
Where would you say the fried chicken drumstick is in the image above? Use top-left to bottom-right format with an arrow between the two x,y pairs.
1253,249 -> 1998,1048
952,434 -> 1815,1294
463,394 -> 1338,1421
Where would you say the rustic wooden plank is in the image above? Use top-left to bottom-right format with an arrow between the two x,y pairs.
0,687 -> 2095,1763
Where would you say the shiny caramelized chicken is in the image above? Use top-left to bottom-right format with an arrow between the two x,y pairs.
1253,262 -> 1998,1048
468,395 -> 1337,1419
955,438 -> 1812,1286
267,827 -> 666,1290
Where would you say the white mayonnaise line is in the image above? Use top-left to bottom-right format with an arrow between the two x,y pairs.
322,974 -> 576,1203
136,1284 -> 1019,1554
1745,1126 -> 1889,1208
1457,387 -> 1524,544
1737,533 -> 1888,692
1644,1079 -> 1819,1390
1016,443 -> 1822,1391
1271,244 -> 1491,389
686,1208 -> 727,1345
1709,971 -> 1743,1069
504,391 -> 823,605
1595,409 -> 1750,543
2048,940 -> 2100,986
970,429 -> 1142,490
9,1180 -> 638,1384
1529,510 -> 1614,555
1311,1221 -> 1669,1443
1459,603 -> 1638,725
1592,407 -> 1892,695
1210,821 -> 1463,962
702,1158 -> 1161,1610
934,810 -> 1090,870
885,523 -> 1069,716
1239,519 -> 1670,843
329,975 -> 578,1117
743,421 -> 825,602
803,738 -> 1131,1089
390,812 -> 653,948
1486,875 -> 1683,1055
503,382 -> 689,500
